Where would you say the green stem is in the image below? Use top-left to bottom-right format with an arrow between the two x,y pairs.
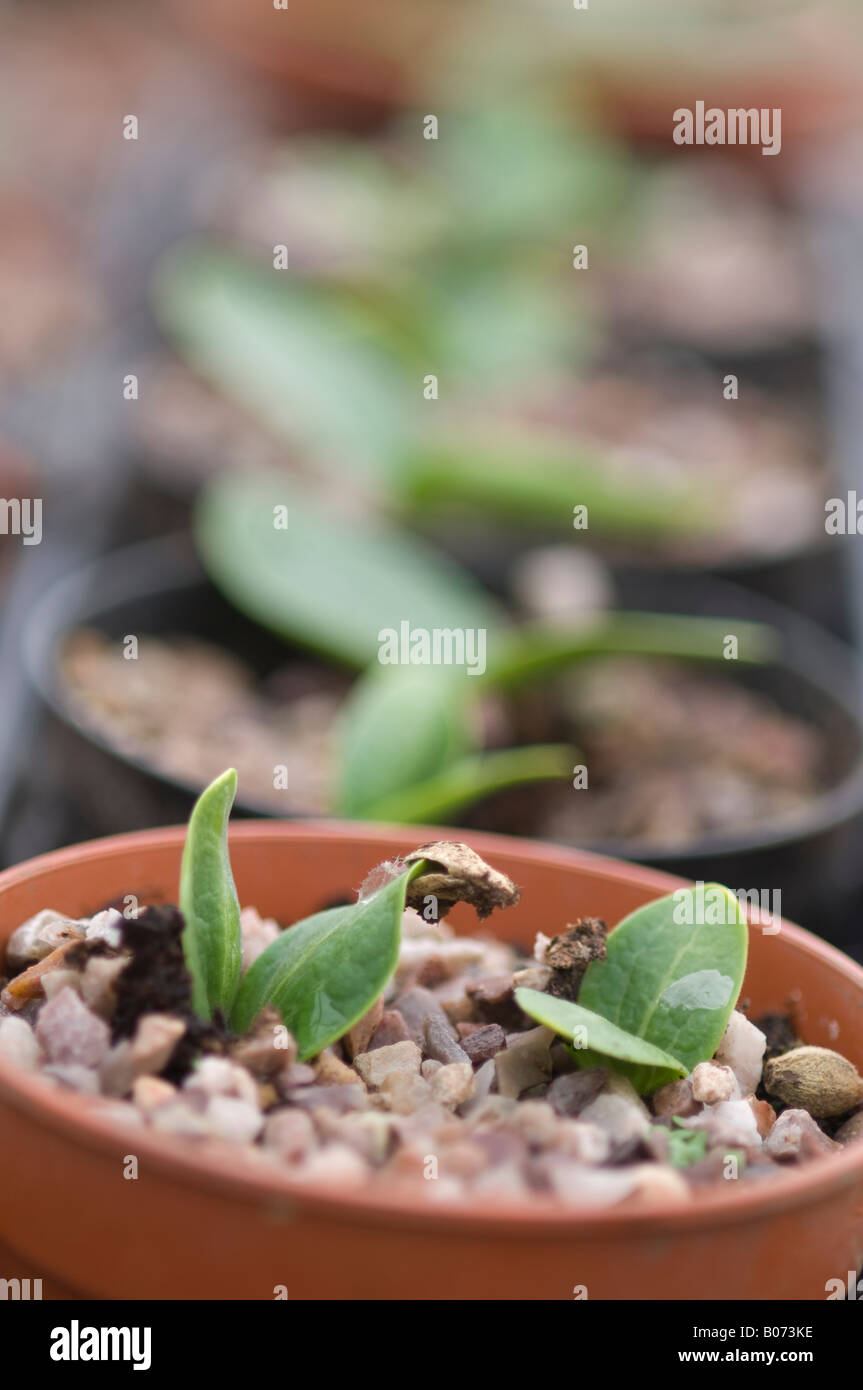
400,442 -> 717,537
485,614 -> 779,691
360,743 -> 575,823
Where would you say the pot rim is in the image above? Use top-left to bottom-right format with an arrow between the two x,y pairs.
2,819 -> 863,1238
23,533 -> 863,860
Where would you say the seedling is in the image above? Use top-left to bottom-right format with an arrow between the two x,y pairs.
179,771 -> 747,1092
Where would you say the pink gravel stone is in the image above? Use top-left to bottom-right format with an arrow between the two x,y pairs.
35,986 -> 110,1068
764,1108 -> 840,1162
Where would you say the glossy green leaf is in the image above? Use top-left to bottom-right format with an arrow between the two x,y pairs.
515,988 -> 687,1092
231,860 -> 426,1057
194,471 -> 502,669
578,884 -> 748,1093
179,769 -> 242,1022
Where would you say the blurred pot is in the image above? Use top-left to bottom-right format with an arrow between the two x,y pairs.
167,0 -> 453,118
472,568 -> 863,946
19,535 -> 323,854
21,538 -> 863,947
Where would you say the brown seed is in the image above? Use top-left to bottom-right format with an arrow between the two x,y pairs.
763,1046 -> 863,1118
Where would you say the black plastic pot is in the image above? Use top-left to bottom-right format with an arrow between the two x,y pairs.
16,534 -> 326,862
469,567 -> 863,950
19,536 -> 863,952
609,570 -> 863,951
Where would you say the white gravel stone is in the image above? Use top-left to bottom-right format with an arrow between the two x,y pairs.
85,909 -> 124,949
381,1071 -> 433,1114
262,1106 -> 317,1161
314,1109 -> 394,1165
35,986 -> 110,1068
470,1161 -> 528,1200
205,1095 -> 264,1143
41,969 -> 83,1000
628,1163 -> 692,1203
511,964 -> 553,992
685,1097 -> 763,1149
395,938 -> 486,982
532,932 -> 552,963
399,907 -> 452,942
506,1098 -> 560,1147
545,1162 -> 638,1208
239,906 -> 280,973
690,1061 -> 739,1105
80,954 -> 128,1017
43,1063 -> 100,1094
0,1015 -> 42,1069
132,1076 -> 177,1113
102,1013 -> 186,1098
580,1074 -> 651,1149
6,911 -> 81,969
183,1055 -> 259,1106
713,1010 -> 767,1096
555,1119 -> 612,1166
429,1062 -> 475,1109
295,1141 -> 369,1187
353,1040 -> 421,1089
149,1099 -> 213,1136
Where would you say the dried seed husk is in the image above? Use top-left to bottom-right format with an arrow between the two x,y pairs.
763,1045 -> 863,1118
403,842 -> 520,919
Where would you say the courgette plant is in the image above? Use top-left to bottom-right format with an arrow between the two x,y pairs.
179,771 -> 748,1097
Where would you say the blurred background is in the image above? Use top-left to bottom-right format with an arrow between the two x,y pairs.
2,0 -> 863,950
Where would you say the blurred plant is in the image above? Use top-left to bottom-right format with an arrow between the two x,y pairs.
193,469 -> 778,823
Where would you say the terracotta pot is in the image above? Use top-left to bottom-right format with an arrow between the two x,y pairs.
1,822 -> 863,1301
166,0 -> 863,145
167,0 -> 453,117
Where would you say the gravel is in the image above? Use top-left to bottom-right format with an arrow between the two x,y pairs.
3,889 -> 859,1210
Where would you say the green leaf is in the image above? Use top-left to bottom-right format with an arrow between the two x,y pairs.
664,1121 -> 708,1170
231,861 -> 426,1057
514,988 -> 687,1092
179,769 -> 242,1022
336,665 -> 475,817
484,615 -> 780,690
194,471 -> 502,668
153,243 -> 412,484
359,745 -> 574,823
401,435 -> 714,537
578,884 -> 748,1093
419,98 -> 632,247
